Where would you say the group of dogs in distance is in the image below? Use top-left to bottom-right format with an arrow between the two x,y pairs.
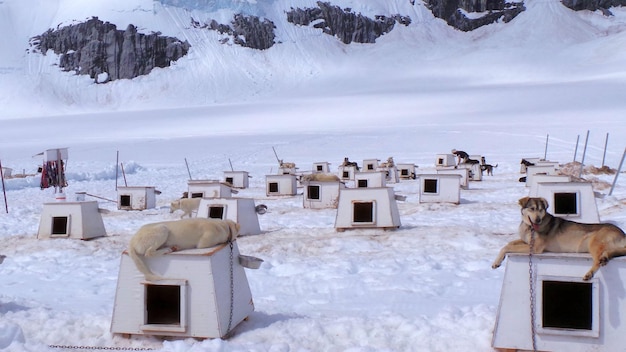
128,155 -> 626,283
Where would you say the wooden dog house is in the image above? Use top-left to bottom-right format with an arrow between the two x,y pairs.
397,163 -> 417,180
334,187 -> 401,231
302,180 -> 345,209
312,162 -> 331,173
338,165 -> 358,181
525,164 -> 559,186
435,154 -> 456,167
528,175 -> 572,197
265,174 -> 297,196
38,200 -> 106,240
117,186 -> 157,211
436,167 -> 469,189
417,174 -> 461,204
493,253 -> 626,352
111,242 -> 256,339
187,180 -> 233,199
223,171 -> 250,189
534,181 -> 599,223
354,172 -> 386,188
196,198 -> 261,236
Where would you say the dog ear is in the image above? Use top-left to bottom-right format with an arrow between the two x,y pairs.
540,197 -> 549,210
518,197 -> 530,208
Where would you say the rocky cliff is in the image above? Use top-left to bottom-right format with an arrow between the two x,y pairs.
191,14 -> 277,50
30,17 -> 190,83
286,2 -> 411,44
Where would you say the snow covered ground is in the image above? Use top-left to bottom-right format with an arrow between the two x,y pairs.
1,0 -> 626,351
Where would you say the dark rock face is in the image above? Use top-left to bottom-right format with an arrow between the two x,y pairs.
191,14 -> 276,50
30,17 -> 190,82
424,0 -> 525,31
561,0 -> 626,14
286,1 -> 411,44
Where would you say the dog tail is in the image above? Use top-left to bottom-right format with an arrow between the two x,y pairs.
128,245 -> 161,281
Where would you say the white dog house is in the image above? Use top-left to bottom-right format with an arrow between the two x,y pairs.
436,167 -> 469,189
493,253 -> 626,352
302,180 -> 345,209
534,181 -> 600,223
435,154 -> 456,167
377,165 -> 399,184
396,163 -> 417,180
338,165 -> 358,181
525,164 -> 559,186
528,175 -> 572,197
38,200 -> 106,240
312,162 -> 331,173
266,174 -> 297,196
117,186 -> 157,211
111,242 -> 256,339
362,159 -> 379,172
196,198 -> 261,236
334,187 -> 401,231
520,158 -> 559,173
187,180 -> 233,199
417,174 -> 461,204
223,171 -> 250,189
354,172 -> 386,188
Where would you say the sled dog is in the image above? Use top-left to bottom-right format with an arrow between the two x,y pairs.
492,196 -> 626,280
128,218 -> 240,281
170,197 -> 202,218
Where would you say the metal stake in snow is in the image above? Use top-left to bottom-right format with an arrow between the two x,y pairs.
602,132 -> 609,167
543,134 -> 549,160
609,147 -> 626,196
578,130 -> 589,179
573,135 -> 580,162
184,157 -> 193,180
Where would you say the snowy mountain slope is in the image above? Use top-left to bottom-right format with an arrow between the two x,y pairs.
1,0 -> 626,120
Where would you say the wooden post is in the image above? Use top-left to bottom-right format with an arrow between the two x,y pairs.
184,158 -> 192,180
0,160 -> 8,213
578,130 -> 589,179
573,135 -> 580,162
609,147 -> 626,196
543,134 -> 549,160
602,132 -> 609,167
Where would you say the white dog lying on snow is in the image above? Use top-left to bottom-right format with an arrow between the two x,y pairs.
170,197 -> 202,218
128,218 -> 240,281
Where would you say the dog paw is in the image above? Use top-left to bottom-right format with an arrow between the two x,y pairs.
491,263 -> 501,269
170,246 -> 179,252
599,255 -> 609,266
583,272 -> 594,281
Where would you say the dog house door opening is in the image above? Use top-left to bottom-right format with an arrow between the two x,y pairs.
268,182 -> 279,193
208,205 -> 225,219
51,216 -> 69,236
539,279 -> 598,337
119,195 -> 131,207
423,179 -> 438,194
191,192 -> 203,198
553,192 -> 578,216
143,282 -> 187,331
357,180 -> 368,188
225,177 -> 234,185
316,165 -> 323,172
401,169 -> 409,177
342,171 -> 350,179
353,201 -> 374,223
307,185 -> 320,200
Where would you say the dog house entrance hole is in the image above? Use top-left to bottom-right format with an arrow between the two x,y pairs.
142,280 -> 187,332
119,195 -> 131,207
307,185 -> 320,200
316,165 -> 323,172
366,164 -> 375,171
191,193 -> 203,198
401,169 -> 409,176
423,179 -> 438,194
342,171 -> 349,178
225,177 -> 234,185
553,192 -> 578,216
539,278 -> 598,337
51,216 -> 69,236
208,205 -> 225,219
353,201 -> 374,223
268,182 -> 279,193
357,180 -> 368,188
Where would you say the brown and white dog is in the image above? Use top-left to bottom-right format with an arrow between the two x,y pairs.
492,196 -> 626,280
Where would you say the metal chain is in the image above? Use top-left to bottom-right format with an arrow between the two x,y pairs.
528,224 -> 538,352
49,345 -> 153,351
227,240 -> 235,335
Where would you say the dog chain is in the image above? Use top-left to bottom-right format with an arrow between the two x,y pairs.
528,224 -> 538,352
227,240 -> 235,336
